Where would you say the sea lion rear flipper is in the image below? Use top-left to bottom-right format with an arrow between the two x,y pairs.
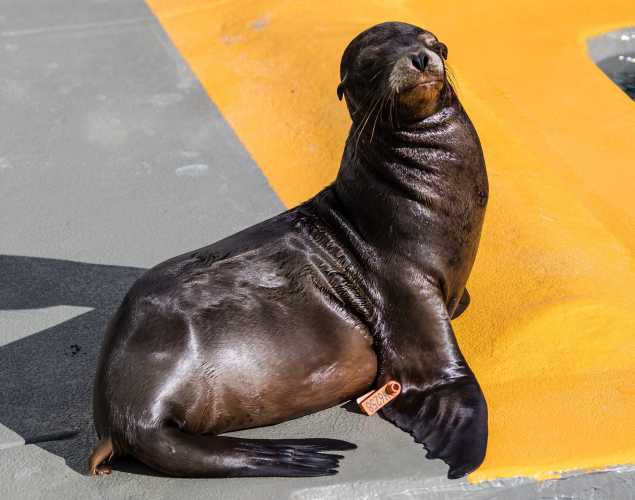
88,437 -> 114,475
451,288 -> 470,319
96,426 -> 354,477
378,286 -> 487,479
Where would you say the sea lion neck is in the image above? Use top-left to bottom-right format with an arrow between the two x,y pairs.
324,95 -> 485,259
336,98 -> 469,200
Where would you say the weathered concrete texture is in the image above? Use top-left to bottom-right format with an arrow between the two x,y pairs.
0,0 -> 283,268
0,445 -> 100,500
0,306 -> 93,348
0,0 -> 151,34
2,432 -> 635,500
0,257 -> 145,473
0,424 -> 24,451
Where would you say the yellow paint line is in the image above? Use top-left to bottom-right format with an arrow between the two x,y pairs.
146,0 -> 635,481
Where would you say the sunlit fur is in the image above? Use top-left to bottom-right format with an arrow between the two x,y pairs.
90,21 -> 488,481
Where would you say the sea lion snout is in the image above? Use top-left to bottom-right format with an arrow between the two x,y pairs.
410,51 -> 429,72
338,22 -> 450,125
388,45 -> 445,93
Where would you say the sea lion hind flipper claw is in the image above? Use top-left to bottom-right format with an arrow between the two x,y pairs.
88,437 -> 114,476
381,377 -> 488,479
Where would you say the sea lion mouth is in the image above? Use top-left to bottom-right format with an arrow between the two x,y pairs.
401,79 -> 444,93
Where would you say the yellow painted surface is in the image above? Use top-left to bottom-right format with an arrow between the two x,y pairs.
146,0 -> 635,481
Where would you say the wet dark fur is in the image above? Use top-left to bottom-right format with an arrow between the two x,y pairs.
91,21 -> 489,479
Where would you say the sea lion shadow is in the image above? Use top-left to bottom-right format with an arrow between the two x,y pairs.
0,254 -> 145,475
112,456 -> 164,477
0,254 -> 372,476
340,399 -> 365,415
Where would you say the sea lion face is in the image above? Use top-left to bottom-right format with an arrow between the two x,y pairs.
338,22 -> 449,124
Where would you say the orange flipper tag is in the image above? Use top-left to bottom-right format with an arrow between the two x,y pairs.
356,380 -> 401,416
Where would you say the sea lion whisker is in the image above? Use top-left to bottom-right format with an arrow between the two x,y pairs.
388,90 -> 397,129
354,93 -> 384,154
370,88 -> 392,144
353,98 -> 376,146
444,62 -> 458,95
368,68 -> 385,83
369,103 -> 382,144
368,63 -> 394,83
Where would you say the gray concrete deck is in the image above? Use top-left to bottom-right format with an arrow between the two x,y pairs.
1,1 -> 634,498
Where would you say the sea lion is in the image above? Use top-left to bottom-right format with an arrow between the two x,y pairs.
89,21 -> 488,479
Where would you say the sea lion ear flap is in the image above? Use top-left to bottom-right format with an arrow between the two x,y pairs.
337,73 -> 348,101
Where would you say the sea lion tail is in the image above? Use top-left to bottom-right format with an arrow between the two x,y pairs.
125,425 -> 355,477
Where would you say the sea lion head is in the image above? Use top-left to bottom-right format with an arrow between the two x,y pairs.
338,22 -> 450,126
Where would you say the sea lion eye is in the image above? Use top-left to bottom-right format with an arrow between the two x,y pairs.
435,42 -> 448,60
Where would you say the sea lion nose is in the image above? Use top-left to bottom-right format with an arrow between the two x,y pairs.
411,52 -> 429,72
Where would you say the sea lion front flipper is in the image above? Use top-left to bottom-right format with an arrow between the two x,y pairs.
378,286 -> 487,479
451,288 -> 470,319
381,376 -> 487,479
